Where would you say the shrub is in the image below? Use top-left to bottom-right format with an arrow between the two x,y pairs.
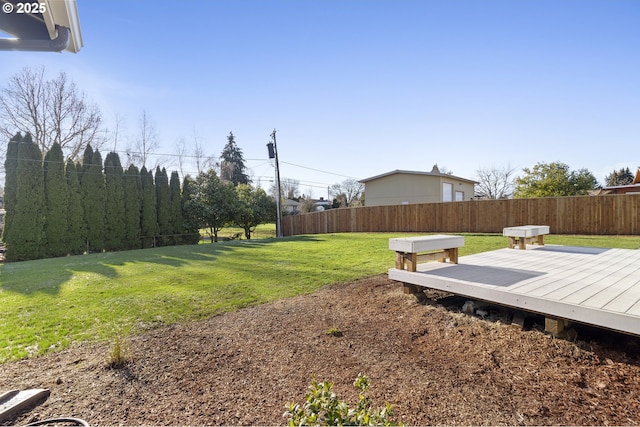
284,374 -> 401,426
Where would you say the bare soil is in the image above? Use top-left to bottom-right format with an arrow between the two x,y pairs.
2,275 -> 640,426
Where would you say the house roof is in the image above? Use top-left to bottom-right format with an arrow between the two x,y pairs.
0,0 -> 83,52
600,168 -> 640,191
360,169 -> 478,185
601,183 -> 640,191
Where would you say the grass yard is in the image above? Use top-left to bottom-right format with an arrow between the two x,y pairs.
0,232 -> 638,362
204,223 -> 277,241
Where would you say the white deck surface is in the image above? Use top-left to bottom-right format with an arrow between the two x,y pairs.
388,245 -> 640,336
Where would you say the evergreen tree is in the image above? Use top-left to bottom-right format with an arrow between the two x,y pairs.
80,144 -> 94,176
43,143 -> 69,257
104,152 -> 126,251
8,134 -> 45,261
65,160 -> 86,255
180,175 -> 201,244
2,132 -> 21,244
220,132 -> 250,185
155,167 -> 171,245
81,148 -> 106,252
605,167 -> 634,187
140,166 -> 158,248
169,171 -> 183,244
123,164 -> 142,249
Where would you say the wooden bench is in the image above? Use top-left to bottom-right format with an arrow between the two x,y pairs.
389,235 -> 464,272
503,225 -> 550,249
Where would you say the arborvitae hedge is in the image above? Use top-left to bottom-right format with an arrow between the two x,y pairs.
123,164 -> 142,250
104,152 -> 126,251
140,166 -> 158,248
169,171 -> 183,243
3,135 -> 276,261
66,160 -> 86,255
43,143 -> 69,257
80,144 -> 93,176
8,134 -> 45,261
82,148 -> 106,253
155,167 -> 171,246
1,133 -> 20,244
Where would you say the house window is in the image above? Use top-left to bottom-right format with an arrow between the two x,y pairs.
455,191 -> 464,201
442,183 -> 453,202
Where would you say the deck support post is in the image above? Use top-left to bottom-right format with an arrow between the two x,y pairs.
402,283 -> 426,302
510,312 -> 525,330
545,317 -> 570,336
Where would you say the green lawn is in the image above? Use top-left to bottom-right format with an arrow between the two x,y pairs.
205,223 -> 277,241
0,232 -> 638,362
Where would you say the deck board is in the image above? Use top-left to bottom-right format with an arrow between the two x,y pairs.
388,244 -> 640,336
580,275 -> 640,309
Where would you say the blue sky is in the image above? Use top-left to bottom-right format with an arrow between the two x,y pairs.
2,0 -> 639,198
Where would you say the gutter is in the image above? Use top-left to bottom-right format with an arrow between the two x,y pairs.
0,24 -> 70,52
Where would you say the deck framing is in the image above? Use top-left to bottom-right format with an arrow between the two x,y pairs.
388,245 -> 640,336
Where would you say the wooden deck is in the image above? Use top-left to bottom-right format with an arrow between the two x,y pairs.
388,245 -> 640,336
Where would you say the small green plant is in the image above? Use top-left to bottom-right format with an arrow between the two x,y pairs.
285,374 -> 401,426
107,333 -> 130,368
325,326 -> 343,337
107,322 -> 131,369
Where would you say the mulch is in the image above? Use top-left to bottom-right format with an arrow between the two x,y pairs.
2,275 -> 640,426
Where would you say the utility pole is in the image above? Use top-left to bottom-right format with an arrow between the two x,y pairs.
267,129 -> 283,238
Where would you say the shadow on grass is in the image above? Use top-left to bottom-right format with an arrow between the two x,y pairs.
0,235 -> 322,295
0,254 -> 119,296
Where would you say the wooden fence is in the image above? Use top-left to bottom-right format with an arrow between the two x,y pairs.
282,194 -> 640,236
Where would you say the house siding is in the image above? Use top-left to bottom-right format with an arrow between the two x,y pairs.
363,173 -> 475,207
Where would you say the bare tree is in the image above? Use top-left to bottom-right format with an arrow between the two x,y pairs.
281,178 -> 300,200
172,127 -> 217,180
0,66 -> 104,161
270,178 -> 300,200
193,127 -> 215,174
174,136 -> 188,178
435,165 -> 454,175
129,110 -> 159,168
475,164 -> 516,199
329,178 -> 364,207
298,196 -> 316,213
107,113 -> 126,153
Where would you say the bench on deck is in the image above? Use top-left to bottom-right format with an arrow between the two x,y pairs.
503,225 -> 550,249
389,235 -> 464,272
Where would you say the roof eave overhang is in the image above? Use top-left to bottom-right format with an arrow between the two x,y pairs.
43,0 -> 83,52
0,0 -> 82,52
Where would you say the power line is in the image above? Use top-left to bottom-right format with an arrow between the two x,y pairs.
3,146 -> 356,190
280,161 -> 357,179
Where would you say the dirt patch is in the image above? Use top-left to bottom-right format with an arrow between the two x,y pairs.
2,275 -> 640,426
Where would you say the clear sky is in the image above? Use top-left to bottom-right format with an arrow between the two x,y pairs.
2,0 -> 639,198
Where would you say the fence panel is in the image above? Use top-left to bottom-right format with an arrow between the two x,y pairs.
281,195 -> 640,236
